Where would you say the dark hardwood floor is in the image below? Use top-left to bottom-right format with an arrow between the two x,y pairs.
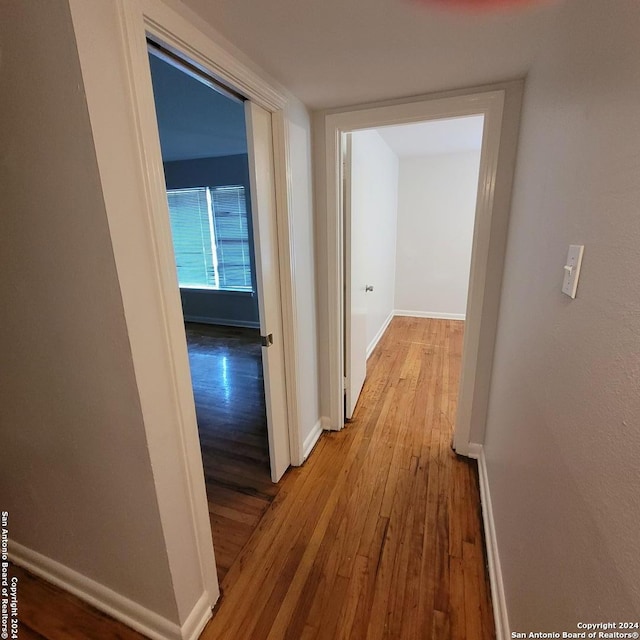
14,318 -> 495,639
12,564 -> 148,640
184,322 -> 276,582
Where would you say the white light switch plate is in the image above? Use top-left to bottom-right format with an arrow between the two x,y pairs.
562,244 -> 584,299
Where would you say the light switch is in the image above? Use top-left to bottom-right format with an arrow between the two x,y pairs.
562,244 -> 584,299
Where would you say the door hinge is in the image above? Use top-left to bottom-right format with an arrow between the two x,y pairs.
261,333 -> 274,348
343,376 -> 348,391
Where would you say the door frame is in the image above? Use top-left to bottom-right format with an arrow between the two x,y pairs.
341,133 -> 361,420
320,82 -> 523,455
244,101 -> 293,482
99,0 -> 300,616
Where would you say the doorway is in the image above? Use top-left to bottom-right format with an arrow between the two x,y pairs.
321,84 -> 523,455
68,0 -> 305,628
146,47 -> 269,581
146,43 -> 291,579
344,116 -> 485,419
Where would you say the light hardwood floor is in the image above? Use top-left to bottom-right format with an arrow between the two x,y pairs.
201,316 -> 494,640
14,317 -> 495,639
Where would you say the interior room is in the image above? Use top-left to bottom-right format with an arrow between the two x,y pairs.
346,116 -> 484,418
147,49 -> 276,581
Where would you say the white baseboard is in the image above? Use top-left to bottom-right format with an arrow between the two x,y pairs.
180,591 -> 214,640
467,442 -> 483,459
183,315 -> 260,329
367,311 -> 394,359
394,309 -> 465,321
468,444 -> 510,640
302,419 -> 324,460
320,416 -> 336,431
9,542 -> 212,640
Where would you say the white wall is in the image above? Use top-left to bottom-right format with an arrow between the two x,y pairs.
484,0 -> 640,628
286,96 -> 322,449
394,151 -> 480,319
0,0 -> 180,623
350,130 -> 399,351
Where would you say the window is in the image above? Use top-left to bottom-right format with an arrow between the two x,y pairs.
166,185 -> 253,292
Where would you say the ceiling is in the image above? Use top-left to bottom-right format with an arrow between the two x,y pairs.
376,115 -> 484,157
177,0 -> 563,109
148,52 -> 247,162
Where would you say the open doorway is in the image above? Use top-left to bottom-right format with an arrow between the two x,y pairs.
344,116 -> 484,419
146,45 -> 285,581
322,86 -> 518,455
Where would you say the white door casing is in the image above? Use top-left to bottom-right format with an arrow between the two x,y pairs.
245,101 -> 291,481
320,82 -> 524,456
68,0 -> 302,633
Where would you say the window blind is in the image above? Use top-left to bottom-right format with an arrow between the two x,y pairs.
166,185 -> 253,292
211,186 -> 252,291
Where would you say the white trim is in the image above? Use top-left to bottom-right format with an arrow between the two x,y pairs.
272,110 -> 303,467
70,0 -> 220,618
68,0 -> 302,622
183,315 -> 260,329
320,416 -> 333,430
468,445 -> 510,640
466,442 -> 483,459
394,309 -> 466,322
180,591 -> 214,640
139,0 -> 285,111
319,82 -> 523,456
302,419 -> 324,460
9,542 -> 212,640
367,311 -> 394,359
115,0 -> 225,609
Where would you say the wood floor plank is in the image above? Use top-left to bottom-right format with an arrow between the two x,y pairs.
433,609 -> 452,639
334,554 -> 369,640
347,516 -> 390,640
463,540 -> 486,640
17,624 -> 48,640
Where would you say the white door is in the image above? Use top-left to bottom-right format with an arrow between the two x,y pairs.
245,101 -> 290,481
344,134 -> 368,419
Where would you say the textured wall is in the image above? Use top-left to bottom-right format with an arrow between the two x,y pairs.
484,0 -> 640,628
0,0 -> 178,619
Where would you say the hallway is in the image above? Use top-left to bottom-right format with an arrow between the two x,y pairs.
202,316 -> 494,639
14,317 -> 494,639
